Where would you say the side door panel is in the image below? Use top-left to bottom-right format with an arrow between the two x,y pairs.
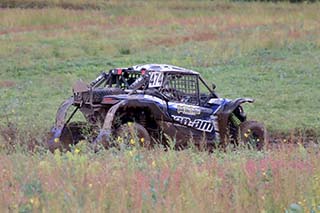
159,72 -> 218,145
167,102 -> 216,143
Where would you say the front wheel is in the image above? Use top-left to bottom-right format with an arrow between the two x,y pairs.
48,122 -> 92,152
239,120 -> 268,150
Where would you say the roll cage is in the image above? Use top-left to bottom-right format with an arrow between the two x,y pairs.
90,68 -> 142,89
146,70 -> 219,106
72,65 -> 219,107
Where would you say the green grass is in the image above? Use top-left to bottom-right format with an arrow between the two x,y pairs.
1,1 -> 320,134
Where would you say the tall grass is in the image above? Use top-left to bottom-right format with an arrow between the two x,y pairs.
0,143 -> 319,212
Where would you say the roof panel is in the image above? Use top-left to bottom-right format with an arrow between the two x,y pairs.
131,64 -> 199,75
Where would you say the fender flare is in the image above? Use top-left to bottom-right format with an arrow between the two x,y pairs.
220,98 -> 254,114
48,97 -> 76,146
215,98 -> 254,149
94,98 -> 170,145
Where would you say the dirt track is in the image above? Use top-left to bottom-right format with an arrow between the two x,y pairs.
0,121 -> 318,152
267,131 -> 319,150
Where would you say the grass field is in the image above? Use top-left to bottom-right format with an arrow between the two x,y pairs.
0,1 -> 320,212
1,1 -> 320,133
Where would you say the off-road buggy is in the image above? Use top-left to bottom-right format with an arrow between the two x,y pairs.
48,64 -> 267,151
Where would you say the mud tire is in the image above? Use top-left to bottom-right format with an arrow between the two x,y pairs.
49,122 -> 89,152
115,122 -> 151,149
239,120 -> 267,150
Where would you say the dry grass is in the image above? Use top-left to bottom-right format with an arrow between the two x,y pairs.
0,8 -> 107,31
1,2 -> 320,62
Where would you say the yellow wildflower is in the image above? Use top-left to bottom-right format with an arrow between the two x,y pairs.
130,139 -> 135,145
152,161 -> 156,168
117,136 -> 123,144
0,143 -> 5,149
140,137 -> 145,143
75,148 -> 80,154
30,197 -> 40,208
54,138 -> 59,143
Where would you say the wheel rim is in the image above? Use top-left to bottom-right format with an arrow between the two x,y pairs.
243,129 -> 264,150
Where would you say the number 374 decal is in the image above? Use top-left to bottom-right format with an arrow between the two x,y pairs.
172,115 -> 214,132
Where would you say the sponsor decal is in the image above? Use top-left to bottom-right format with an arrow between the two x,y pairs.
172,115 -> 214,132
176,104 -> 201,115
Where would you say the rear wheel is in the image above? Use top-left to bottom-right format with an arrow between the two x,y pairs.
239,120 -> 267,150
114,122 -> 151,149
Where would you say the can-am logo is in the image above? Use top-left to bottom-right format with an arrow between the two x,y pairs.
172,115 -> 214,132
